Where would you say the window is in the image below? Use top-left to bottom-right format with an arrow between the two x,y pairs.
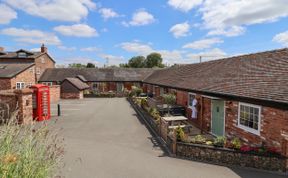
188,93 -> 196,108
17,52 -> 27,58
41,57 -> 45,63
42,82 -> 52,86
238,103 -> 261,135
16,82 -> 25,89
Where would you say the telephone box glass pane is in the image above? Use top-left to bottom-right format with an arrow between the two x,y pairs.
42,91 -> 48,116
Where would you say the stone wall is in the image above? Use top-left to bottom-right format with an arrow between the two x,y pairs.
176,142 -> 287,172
49,85 -> 60,103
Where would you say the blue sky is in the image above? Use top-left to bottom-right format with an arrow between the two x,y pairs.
0,0 -> 288,66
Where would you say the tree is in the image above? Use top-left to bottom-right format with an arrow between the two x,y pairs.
86,63 -> 96,68
145,53 -> 165,68
163,94 -> 176,116
68,63 -> 86,68
128,56 -> 145,68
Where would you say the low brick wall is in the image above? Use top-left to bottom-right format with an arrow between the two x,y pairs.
0,89 -> 33,124
49,85 -> 60,103
176,142 -> 288,173
61,92 -> 81,99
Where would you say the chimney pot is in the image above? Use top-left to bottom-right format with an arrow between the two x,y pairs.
41,44 -> 47,53
0,47 -> 4,52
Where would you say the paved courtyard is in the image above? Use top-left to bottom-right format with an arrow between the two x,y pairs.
50,98 -> 286,178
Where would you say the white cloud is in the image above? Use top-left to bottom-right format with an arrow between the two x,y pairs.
201,0 -> 288,37
169,22 -> 190,38
80,47 -> 101,52
0,4 -> 17,24
54,24 -> 98,37
168,0 -> 203,12
58,46 -> 77,51
99,8 -> 119,20
4,0 -> 96,22
273,31 -> 288,47
183,38 -> 223,49
119,42 -> 153,55
1,27 -> 61,45
119,41 -> 227,65
125,9 -> 155,26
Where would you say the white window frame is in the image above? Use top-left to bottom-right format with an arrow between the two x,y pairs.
18,52 -> 27,58
237,102 -> 261,135
16,82 -> 25,89
188,92 -> 196,108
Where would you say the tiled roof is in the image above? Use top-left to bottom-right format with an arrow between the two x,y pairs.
0,50 -> 42,59
63,78 -> 90,90
39,68 -> 156,82
144,48 -> 288,105
0,62 -> 35,78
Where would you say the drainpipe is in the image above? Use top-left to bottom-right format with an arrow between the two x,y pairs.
200,96 -> 204,134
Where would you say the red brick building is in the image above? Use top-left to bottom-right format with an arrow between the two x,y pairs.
61,78 -> 89,99
0,63 -> 36,90
0,44 -> 55,84
143,48 -> 288,156
39,68 -> 155,93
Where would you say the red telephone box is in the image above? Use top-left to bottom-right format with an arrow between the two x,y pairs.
31,84 -> 51,121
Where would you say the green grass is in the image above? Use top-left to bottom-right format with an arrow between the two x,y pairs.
0,112 -> 64,178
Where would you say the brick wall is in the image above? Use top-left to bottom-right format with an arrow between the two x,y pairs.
142,84 -> 148,93
225,101 -> 288,156
14,89 -> 33,124
0,78 -> 12,90
49,85 -> 60,103
0,89 -> 33,124
61,92 -> 81,99
124,82 -> 133,90
108,82 -> 117,91
11,65 -> 36,89
0,65 -> 35,90
34,54 -> 55,81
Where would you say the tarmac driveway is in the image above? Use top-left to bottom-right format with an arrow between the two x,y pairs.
50,98 -> 286,178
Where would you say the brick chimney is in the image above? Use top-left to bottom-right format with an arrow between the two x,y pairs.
41,44 -> 47,53
0,47 -> 4,52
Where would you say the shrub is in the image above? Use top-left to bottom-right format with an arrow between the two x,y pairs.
140,98 -> 147,108
213,136 -> 226,147
175,126 -> 185,142
0,112 -> 64,178
231,138 -> 242,150
190,135 -> 206,144
131,86 -> 143,97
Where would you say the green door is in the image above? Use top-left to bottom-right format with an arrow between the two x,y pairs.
211,100 -> 225,136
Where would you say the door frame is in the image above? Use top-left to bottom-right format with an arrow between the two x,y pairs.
210,99 -> 226,136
